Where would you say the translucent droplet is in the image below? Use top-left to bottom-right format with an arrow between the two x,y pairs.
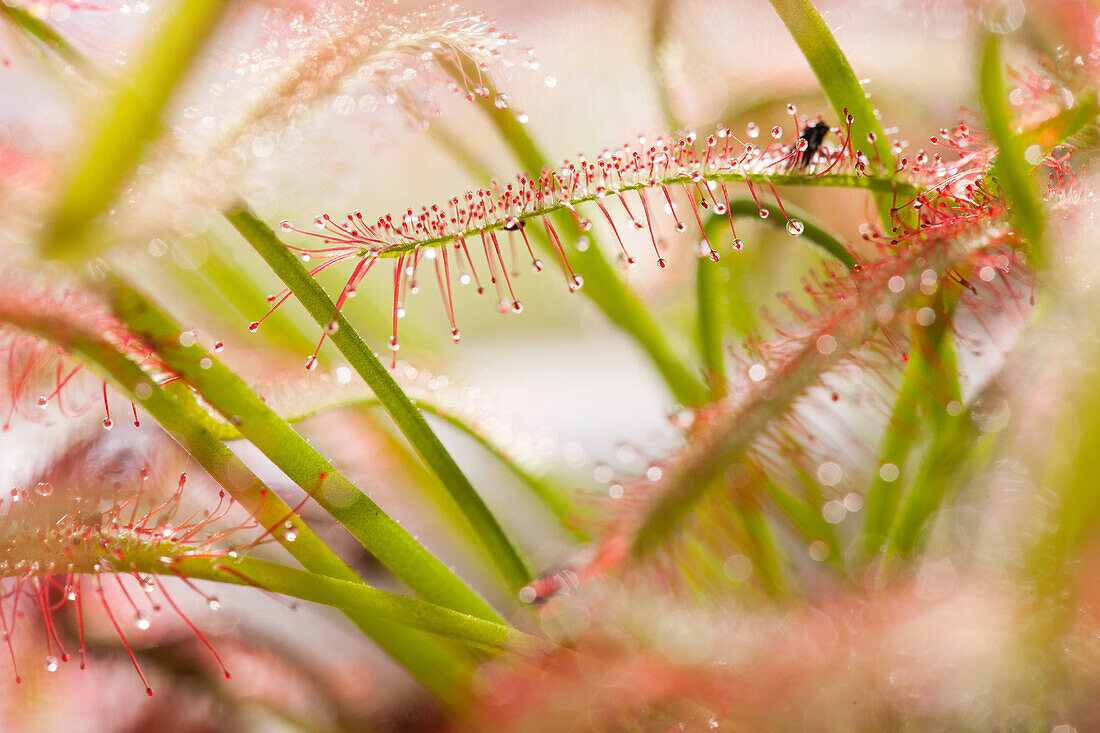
786,219 -> 805,236
714,203 -> 727,215
304,356 -> 318,371
212,341 -> 224,353
207,598 -> 220,611
579,218 -> 592,232
709,249 -> 720,262
733,238 -> 744,250
544,75 -> 557,88
657,258 -> 668,269
493,93 -> 509,109
511,300 -> 523,314
746,122 -> 759,138
771,125 -> 782,139
389,336 -> 401,352
283,521 -> 298,542
280,220 -> 293,232
674,222 -> 687,232
248,322 -> 260,333
451,328 -> 461,343
135,612 -> 150,630
102,417 -> 113,430
36,396 -> 48,409
532,259 -> 544,272
569,274 -> 584,290
34,481 -> 53,497
786,103 -> 797,114
759,208 -> 769,219
325,320 -> 339,334
45,656 -> 59,672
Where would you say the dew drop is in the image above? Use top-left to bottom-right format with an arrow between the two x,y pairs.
248,322 -> 260,333
786,103 -> 797,114
102,418 -> 113,430
212,341 -> 224,353
493,93 -> 509,109
36,396 -> 48,409
786,219 -> 805,236
532,259 -> 544,272
570,274 -> 584,290
511,300 -> 523,314
544,75 -> 557,88
325,319 -> 339,334
135,612 -> 150,630
714,203 -> 727,215
657,258 -> 668,269
207,598 -> 220,611
389,336 -> 401,352
34,481 -> 53,497
733,238 -> 744,251
771,125 -> 782,139
451,327 -> 461,343
579,218 -> 593,232
304,355 -> 318,371
708,249 -> 720,262
758,208 -> 769,219
283,522 -> 298,542
674,222 -> 687,232
45,656 -> 59,672
280,220 -> 293,232
746,122 -> 759,138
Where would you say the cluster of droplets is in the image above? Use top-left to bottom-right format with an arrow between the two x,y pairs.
0,467 -> 309,693
268,111 -> 864,367
872,118 -> 1006,247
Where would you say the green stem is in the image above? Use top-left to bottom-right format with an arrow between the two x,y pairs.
171,556 -> 546,655
979,33 -> 1046,268
108,277 -> 508,620
695,256 -> 727,399
0,4 -> 101,79
41,0 -> 233,261
226,206 -> 534,592
768,0 -> 897,227
360,172 -> 906,260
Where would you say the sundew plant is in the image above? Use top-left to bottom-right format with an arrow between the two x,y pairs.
2,0 -> 1100,729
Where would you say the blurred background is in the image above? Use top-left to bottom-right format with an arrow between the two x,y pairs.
3,0 -> 1100,730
